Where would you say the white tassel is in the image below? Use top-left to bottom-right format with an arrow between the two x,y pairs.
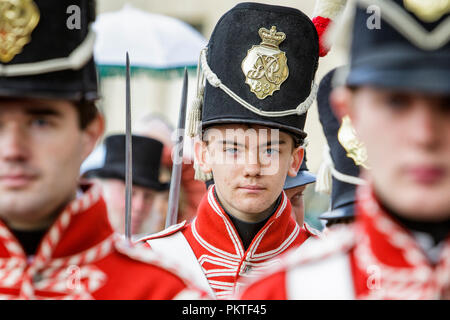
187,95 -> 202,138
315,144 -> 334,194
187,50 -> 206,138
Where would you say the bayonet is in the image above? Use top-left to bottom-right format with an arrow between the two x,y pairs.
125,52 -> 132,241
165,68 -> 188,228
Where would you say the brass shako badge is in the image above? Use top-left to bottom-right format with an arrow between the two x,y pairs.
241,26 -> 289,100
0,0 -> 40,63
338,115 -> 370,169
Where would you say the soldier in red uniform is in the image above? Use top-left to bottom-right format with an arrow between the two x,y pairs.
0,0 -> 205,299
138,2 -> 321,300
314,67 -> 364,229
237,0 -> 450,300
82,134 -> 170,236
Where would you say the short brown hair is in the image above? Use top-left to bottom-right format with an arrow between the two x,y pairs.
75,100 -> 99,129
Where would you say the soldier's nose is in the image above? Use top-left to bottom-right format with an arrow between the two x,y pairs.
0,124 -> 30,163
409,103 -> 442,150
243,163 -> 261,177
242,150 -> 261,177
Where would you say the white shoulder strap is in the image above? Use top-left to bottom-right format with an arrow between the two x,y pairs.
147,232 -> 216,298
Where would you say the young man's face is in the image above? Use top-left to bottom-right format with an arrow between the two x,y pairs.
195,124 -> 303,222
0,98 -> 102,229
333,86 -> 450,221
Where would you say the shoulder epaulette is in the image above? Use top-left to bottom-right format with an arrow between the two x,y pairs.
134,220 -> 187,244
113,234 -> 203,289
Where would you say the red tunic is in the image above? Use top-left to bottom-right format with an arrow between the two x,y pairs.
140,185 -> 318,299
0,184 -> 205,300
237,184 -> 450,300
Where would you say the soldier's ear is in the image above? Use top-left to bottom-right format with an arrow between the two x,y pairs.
287,146 -> 304,177
81,113 -> 105,161
194,138 -> 213,175
330,86 -> 354,123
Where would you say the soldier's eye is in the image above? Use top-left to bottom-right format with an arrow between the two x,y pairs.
264,148 -> 279,155
31,118 -> 51,127
224,147 -> 239,154
385,93 -> 410,110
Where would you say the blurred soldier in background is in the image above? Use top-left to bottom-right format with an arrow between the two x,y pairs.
0,0 -> 205,299
139,2 -> 322,299
283,156 -> 316,226
238,0 -> 450,300
83,134 -> 169,236
314,67 -> 366,228
135,114 -> 206,233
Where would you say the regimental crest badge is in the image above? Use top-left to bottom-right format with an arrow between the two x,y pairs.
338,115 -> 370,169
0,0 -> 40,63
241,26 -> 289,100
403,0 -> 450,23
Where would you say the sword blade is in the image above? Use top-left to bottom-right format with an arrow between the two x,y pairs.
125,52 -> 132,241
165,68 -> 188,228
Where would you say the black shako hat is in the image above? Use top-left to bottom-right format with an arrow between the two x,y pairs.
0,0 -> 98,101
188,2 -> 319,141
316,67 -> 367,222
346,0 -> 450,94
284,153 -> 316,190
84,135 -> 169,191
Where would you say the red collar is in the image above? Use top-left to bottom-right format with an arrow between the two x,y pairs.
353,184 -> 450,299
356,184 -> 450,268
0,183 -> 114,260
191,185 -> 300,258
